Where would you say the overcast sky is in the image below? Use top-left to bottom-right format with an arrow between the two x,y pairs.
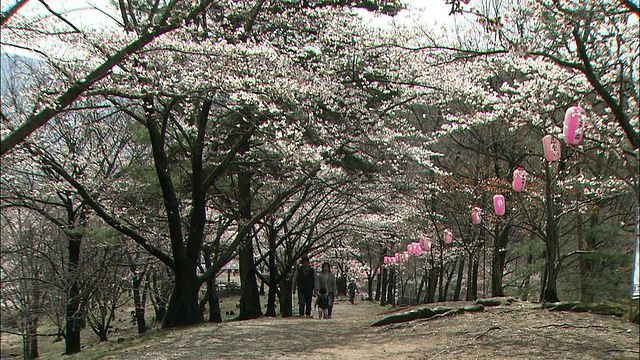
358,0 -> 457,28
3,0 -> 458,30
1,0 -> 460,57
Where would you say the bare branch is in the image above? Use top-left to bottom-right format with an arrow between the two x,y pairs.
1,0 -> 218,155
37,0 -> 82,33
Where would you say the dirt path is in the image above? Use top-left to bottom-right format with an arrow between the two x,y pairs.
99,299 -> 639,360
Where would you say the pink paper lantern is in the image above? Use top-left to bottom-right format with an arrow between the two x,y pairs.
493,194 -> 506,216
512,167 -> 527,192
563,105 -> 586,145
472,207 -> 482,225
414,243 -> 424,255
394,252 -> 400,262
420,237 -> 432,251
542,135 -> 561,162
407,243 -> 414,255
444,229 -> 453,244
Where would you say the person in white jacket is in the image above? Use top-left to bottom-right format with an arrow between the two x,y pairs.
316,262 -> 338,319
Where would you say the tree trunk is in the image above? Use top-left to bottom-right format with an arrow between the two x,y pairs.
582,211 -> 600,302
453,257 -> 465,301
426,267 -> 438,303
266,277 -> 278,317
201,246 -> 222,323
416,270 -> 426,305
22,316 -> 38,360
491,224 -> 509,297
380,268 -> 388,305
437,272 -> 444,302
265,224 -> 278,317
539,252 -> 548,302
149,270 -> 169,323
466,254 -> 479,301
162,267 -> 203,328
278,277 -> 293,317
207,278 -> 222,323
438,251 -> 445,302
65,234 -> 82,355
521,254 -> 533,301
237,170 -> 262,320
95,327 -> 108,342
386,269 -> 395,306
541,163 -> 561,303
367,273 -> 374,301
374,270 -> 382,301
154,299 -> 167,323
543,251 -> 561,303
442,260 -> 456,301
337,275 -> 347,296
132,275 -> 147,334
471,257 -> 479,300
576,194 -> 587,302
147,95 -> 205,328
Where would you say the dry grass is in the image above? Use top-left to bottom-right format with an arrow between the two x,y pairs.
3,298 -> 639,359
106,299 -> 638,359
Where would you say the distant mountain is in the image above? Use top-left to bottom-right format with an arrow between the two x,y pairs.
1,52 -> 42,98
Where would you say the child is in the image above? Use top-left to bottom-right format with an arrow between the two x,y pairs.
315,288 -> 330,320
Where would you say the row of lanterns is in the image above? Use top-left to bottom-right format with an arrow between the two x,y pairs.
384,106 -> 587,266
477,105 -> 587,222
382,229 -> 455,266
472,168 -> 524,223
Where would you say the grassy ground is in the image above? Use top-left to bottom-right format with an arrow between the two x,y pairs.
3,296 -> 639,359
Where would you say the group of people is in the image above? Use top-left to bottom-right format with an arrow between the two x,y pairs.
292,256 -> 358,320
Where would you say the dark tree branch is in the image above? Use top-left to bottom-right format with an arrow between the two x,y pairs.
0,0 -> 30,26
118,0 -> 131,30
620,0 -> 640,16
34,149 -> 175,268
197,165 -> 320,285
202,125 -> 256,191
37,0 -> 82,33
529,51 -> 584,72
144,96 -> 186,267
1,0 -> 217,155
242,0 -> 265,40
572,26 -> 638,149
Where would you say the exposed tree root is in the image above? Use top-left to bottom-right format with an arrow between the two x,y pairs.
542,302 -> 628,317
370,304 -> 484,327
475,297 -> 518,307
532,323 -> 610,331
474,325 -> 501,340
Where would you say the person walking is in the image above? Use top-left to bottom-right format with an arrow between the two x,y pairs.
347,278 -> 358,304
292,255 -> 317,317
316,262 -> 338,319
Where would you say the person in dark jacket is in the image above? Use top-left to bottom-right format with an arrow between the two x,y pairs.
292,255 -> 318,317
